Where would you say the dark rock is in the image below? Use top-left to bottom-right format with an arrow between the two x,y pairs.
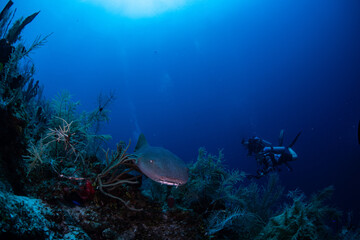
102,227 -> 118,239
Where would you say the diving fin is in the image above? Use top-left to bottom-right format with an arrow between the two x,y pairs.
279,129 -> 284,146
288,131 -> 302,148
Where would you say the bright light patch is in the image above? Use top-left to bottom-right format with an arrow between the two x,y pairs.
82,0 -> 190,17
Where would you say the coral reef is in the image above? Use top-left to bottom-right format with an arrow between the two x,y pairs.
0,0 -> 48,196
0,187 -> 91,240
256,186 -> 341,240
0,189 -> 53,239
1,1 -> 359,240
142,148 -> 347,239
96,141 -> 143,211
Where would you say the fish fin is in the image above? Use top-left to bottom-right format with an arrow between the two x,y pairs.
135,133 -> 149,152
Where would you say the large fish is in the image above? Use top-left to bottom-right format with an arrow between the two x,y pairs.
134,134 -> 188,186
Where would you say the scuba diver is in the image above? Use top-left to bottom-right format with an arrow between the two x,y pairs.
242,130 -> 301,179
241,136 -> 272,156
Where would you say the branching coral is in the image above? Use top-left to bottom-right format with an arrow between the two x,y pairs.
96,141 -> 142,211
50,91 -> 80,123
23,139 -> 48,175
207,207 -> 266,239
87,91 -> 115,134
207,208 -> 247,236
173,147 -> 246,211
338,212 -> 360,240
142,148 -> 286,239
81,91 -> 114,156
237,173 -> 284,222
0,2 -> 51,141
256,186 -> 341,240
43,116 -> 88,178
49,91 -> 112,155
24,85 -> 51,140
45,117 -> 81,157
1,35 -> 50,108
0,1 -> 49,194
29,91 -> 112,179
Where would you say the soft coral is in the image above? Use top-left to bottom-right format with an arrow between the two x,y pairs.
78,179 -> 95,201
63,179 -> 95,205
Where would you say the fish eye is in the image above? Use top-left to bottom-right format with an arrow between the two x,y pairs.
149,159 -> 154,164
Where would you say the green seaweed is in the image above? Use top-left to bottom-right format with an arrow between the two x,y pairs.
0,1 -> 47,194
25,90 -> 113,179
237,173 -> 284,222
143,148 -> 283,239
175,148 -> 246,211
256,186 -> 341,240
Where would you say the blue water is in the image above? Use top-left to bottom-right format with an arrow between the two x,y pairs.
13,0 -> 360,218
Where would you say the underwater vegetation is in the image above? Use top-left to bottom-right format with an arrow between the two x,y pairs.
0,0 -> 51,196
256,186 -> 341,240
1,1 -> 360,239
141,148 -> 354,239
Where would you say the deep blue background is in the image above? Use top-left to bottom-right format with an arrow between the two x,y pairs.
10,0 -> 360,218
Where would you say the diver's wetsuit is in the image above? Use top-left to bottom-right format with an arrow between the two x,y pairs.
244,131 -> 301,179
